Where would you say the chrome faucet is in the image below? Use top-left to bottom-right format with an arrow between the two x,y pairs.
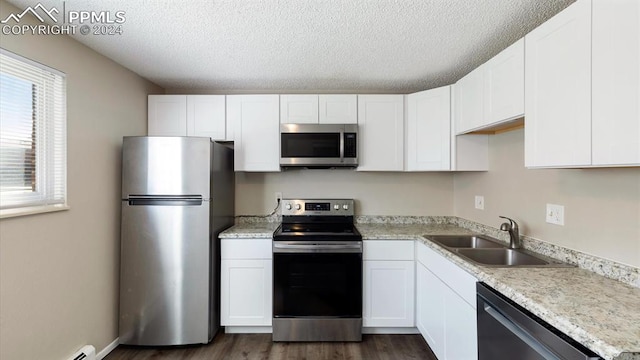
499,216 -> 520,249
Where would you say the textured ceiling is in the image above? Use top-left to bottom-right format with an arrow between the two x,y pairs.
7,0 -> 574,93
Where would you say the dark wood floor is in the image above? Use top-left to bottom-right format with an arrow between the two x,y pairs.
105,333 -> 438,360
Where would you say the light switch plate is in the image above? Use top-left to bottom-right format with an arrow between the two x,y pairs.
475,195 -> 485,210
546,203 -> 565,225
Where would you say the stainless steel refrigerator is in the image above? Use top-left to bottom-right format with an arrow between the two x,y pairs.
119,136 -> 234,346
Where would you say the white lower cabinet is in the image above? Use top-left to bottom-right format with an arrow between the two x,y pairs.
416,242 -> 478,360
220,239 -> 272,330
363,240 -> 415,329
416,262 -> 446,358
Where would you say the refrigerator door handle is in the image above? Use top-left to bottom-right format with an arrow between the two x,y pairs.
127,195 -> 203,206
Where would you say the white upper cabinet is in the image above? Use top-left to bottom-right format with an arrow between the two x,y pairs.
592,0 -> 640,166
228,95 -> 280,172
525,0 -> 592,167
319,95 -> 358,124
455,39 -> 525,135
357,95 -> 405,171
280,95 -> 319,124
148,95 -> 227,141
280,94 -> 358,124
454,67 -> 484,134
525,0 -> 639,168
406,86 -> 451,171
148,95 -> 187,136
186,95 -> 226,140
483,38 -> 525,126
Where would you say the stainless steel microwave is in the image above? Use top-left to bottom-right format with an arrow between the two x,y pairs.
280,123 -> 358,168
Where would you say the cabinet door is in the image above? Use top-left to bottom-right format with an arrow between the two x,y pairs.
406,86 -> 451,171
416,263 -> 446,360
186,95 -> 226,140
444,288 -> 478,360
280,95 -> 319,124
483,38 -> 525,125
363,260 -> 414,327
319,95 -> 358,124
228,95 -> 280,172
592,0 -> 640,166
220,259 -> 272,326
454,67 -> 484,134
525,0 -> 592,167
148,95 -> 187,136
357,95 -> 404,171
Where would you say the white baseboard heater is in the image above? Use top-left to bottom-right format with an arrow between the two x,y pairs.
69,345 -> 96,360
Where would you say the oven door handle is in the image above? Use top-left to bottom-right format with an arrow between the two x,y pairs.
273,243 -> 362,253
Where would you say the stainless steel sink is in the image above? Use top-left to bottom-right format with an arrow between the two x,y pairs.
425,235 -> 573,267
456,248 -> 551,266
426,235 -> 506,249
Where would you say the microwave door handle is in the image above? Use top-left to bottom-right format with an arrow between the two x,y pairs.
340,129 -> 345,163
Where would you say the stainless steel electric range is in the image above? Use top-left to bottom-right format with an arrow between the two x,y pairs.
272,199 -> 363,342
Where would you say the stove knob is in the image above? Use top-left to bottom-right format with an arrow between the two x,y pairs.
285,204 -> 292,210
334,204 -> 340,210
343,204 -> 349,210
295,204 -> 301,210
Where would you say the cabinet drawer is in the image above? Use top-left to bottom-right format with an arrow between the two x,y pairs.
364,240 -> 414,260
221,238 -> 272,259
416,242 -> 477,308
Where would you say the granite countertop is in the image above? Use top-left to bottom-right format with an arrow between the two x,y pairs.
219,218 -> 640,359
219,222 -> 278,239
362,222 -> 640,360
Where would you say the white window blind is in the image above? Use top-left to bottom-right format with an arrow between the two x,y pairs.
0,49 -> 67,213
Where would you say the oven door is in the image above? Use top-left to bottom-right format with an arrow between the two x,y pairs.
273,243 -> 362,318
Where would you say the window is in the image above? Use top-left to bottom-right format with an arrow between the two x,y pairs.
0,49 -> 67,217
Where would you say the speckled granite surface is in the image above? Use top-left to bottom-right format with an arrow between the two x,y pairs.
220,215 -> 640,359
219,221 -> 278,239
415,235 -> 640,360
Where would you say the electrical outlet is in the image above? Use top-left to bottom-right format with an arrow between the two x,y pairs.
275,192 -> 282,203
546,203 -> 565,225
475,195 -> 485,210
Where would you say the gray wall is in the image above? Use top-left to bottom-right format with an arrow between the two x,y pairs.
454,129 -> 640,267
235,171 -> 455,216
0,1 -> 163,359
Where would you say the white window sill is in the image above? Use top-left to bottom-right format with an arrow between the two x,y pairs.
0,204 -> 70,219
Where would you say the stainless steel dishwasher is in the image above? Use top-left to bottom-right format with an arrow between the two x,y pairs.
477,283 -> 602,360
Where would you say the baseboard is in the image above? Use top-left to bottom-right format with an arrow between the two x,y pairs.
97,338 -> 119,360
224,326 -> 273,334
362,327 -> 420,334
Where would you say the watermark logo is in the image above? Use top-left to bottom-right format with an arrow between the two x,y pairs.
2,1 -> 126,36
1,3 -> 58,23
